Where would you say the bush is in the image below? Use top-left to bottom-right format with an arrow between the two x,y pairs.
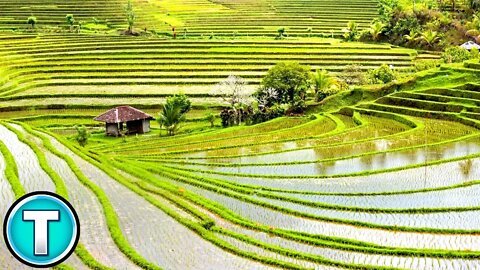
75,125 -> 89,147
471,47 -> 480,59
367,64 -> 398,84
219,107 -> 251,127
414,59 -> 441,71
339,65 -> 367,85
342,21 -> 360,41
286,96 -> 307,115
27,16 -> 37,28
166,93 -> 191,114
250,104 -> 285,124
442,46 -> 471,63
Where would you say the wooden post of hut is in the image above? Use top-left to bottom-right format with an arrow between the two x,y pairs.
94,106 -> 154,136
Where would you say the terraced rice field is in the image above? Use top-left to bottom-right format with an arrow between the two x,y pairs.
0,0 -> 377,36
1,64 -> 480,268
0,34 -> 423,114
0,0 -> 478,269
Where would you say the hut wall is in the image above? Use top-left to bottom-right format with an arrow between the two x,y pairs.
142,119 -> 151,133
106,123 -> 120,136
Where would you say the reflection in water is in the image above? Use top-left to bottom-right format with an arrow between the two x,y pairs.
189,139 -> 480,176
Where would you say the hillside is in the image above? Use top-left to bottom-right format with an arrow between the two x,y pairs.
1,0 -> 480,270
1,66 -> 480,269
0,0 -> 378,36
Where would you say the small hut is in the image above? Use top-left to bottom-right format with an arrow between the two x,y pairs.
94,106 -> 154,136
460,41 -> 480,51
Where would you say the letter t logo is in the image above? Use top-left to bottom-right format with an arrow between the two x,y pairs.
23,210 -> 60,256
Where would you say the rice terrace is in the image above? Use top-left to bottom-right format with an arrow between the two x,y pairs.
2,0 -> 480,269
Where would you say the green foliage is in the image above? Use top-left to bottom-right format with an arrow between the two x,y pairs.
313,70 -> 339,102
166,93 -> 191,114
416,29 -> 441,48
368,21 -> 385,40
27,16 -> 37,29
414,59 -> 441,71
75,125 -> 89,147
158,102 -> 186,136
403,30 -> 419,45
471,47 -> 480,59
276,27 -> 286,39
342,21 -> 359,41
205,112 -> 216,127
339,64 -> 367,85
125,0 -> 136,33
66,14 -> 75,30
378,0 -> 398,24
467,0 -> 480,10
442,46 -> 471,63
367,64 -> 398,84
249,104 -> 286,124
259,62 -> 311,107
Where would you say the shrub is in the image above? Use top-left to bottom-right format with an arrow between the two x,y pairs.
250,104 -> 285,124
27,16 -> 37,29
414,59 -> 441,71
75,125 -> 89,147
339,65 -> 367,85
276,27 -> 287,39
220,108 -> 233,127
205,112 -> 215,127
471,47 -> 480,59
342,21 -> 359,41
166,93 -> 191,114
286,96 -> 307,115
442,46 -> 471,63
367,64 -> 398,84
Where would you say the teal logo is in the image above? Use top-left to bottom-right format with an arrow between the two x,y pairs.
3,191 -> 80,268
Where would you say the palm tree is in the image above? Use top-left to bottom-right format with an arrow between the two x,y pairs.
403,30 -> 419,45
343,21 -> 359,41
369,21 -> 385,41
416,29 -> 441,49
313,70 -> 338,102
157,103 -> 185,136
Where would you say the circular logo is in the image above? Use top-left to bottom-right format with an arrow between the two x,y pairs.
3,191 -> 80,268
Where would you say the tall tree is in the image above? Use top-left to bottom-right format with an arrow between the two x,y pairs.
125,0 -> 136,34
27,16 -> 37,29
212,75 -> 251,125
259,62 -> 311,105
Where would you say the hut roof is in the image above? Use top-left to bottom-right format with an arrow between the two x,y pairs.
94,106 -> 154,123
460,41 -> 480,50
